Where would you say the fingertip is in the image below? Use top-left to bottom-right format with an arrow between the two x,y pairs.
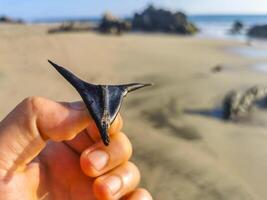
123,188 -> 153,200
93,162 -> 141,200
80,132 -> 132,177
80,148 -> 110,177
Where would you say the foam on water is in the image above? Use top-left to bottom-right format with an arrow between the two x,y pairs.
190,15 -> 267,72
229,44 -> 267,72
229,46 -> 267,59
254,63 -> 267,72
190,15 -> 267,41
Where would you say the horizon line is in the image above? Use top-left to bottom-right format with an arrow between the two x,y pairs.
3,12 -> 267,22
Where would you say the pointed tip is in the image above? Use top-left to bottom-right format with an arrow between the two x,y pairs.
99,127 -> 110,146
103,137 -> 110,146
47,59 -> 54,65
125,83 -> 153,93
48,59 -> 61,70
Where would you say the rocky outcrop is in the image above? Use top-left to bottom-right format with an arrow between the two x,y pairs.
132,5 -> 198,34
48,22 -> 96,34
0,16 -> 23,24
98,13 -> 131,35
229,20 -> 243,34
223,86 -> 267,120
247,25 -> 267,38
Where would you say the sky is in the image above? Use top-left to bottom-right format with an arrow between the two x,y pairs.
0,0 -> 267,20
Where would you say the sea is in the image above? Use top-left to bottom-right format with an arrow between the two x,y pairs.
189,15 -> 267,40
189,15 -> 267,72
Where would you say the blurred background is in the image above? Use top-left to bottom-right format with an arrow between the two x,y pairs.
1,1 -> 267,199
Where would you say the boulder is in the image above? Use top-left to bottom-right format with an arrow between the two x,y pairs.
247,24 -> 267,38
132,5 -> 198,34
229,20 -> 243,34
98,12 -> 131,35
222,86 -> 267,120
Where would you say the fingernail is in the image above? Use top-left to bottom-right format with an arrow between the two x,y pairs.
87,150 -> 109,171
105,176 -> 122,195
68,101 -> 85,111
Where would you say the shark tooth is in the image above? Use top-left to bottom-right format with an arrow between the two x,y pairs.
48,60 -> 152,145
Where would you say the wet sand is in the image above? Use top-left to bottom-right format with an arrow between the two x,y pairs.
1,24 -> 267,199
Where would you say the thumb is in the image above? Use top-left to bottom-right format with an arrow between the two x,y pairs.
0,97 -> 90,176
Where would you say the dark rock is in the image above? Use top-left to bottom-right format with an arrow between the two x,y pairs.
132,5 -> 198,34
0,16 -> 24,24
211,65 -> 224,73
222,86 -> 267,120
98,12 -> 131,35
248,24 -> 267,38
48,22 -> 96,34
229,20 -> 243,34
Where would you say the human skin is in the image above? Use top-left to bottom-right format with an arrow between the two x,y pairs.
0,97 -> 153,200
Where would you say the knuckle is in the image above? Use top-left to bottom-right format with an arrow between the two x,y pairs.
19,96 -> 46,136
26,96 -> 44,113
21,96 -> 44,115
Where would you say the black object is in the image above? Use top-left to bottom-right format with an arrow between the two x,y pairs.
48,60 -> 151,146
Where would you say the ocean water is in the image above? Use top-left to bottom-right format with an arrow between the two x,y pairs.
189,15 -> 267,71
189,15 -> 267,40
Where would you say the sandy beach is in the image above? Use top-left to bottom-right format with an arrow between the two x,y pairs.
1,24 -> 267,199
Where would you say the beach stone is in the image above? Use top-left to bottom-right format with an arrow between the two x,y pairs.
248,25 -> 267,38
229,20 -> 243,34
98,12 -> 131,35
211,65 -> 224,73
223,86 -> 267,120
132,5 -> 198,34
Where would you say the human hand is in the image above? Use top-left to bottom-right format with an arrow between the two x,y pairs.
0,97 -> 152,200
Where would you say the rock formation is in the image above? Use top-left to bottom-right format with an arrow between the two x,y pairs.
132,5 -> 198,34
98,12 -> 131,35
248,25 -> 267,38
229,20 -> 243,34
223,86 -> 267,120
